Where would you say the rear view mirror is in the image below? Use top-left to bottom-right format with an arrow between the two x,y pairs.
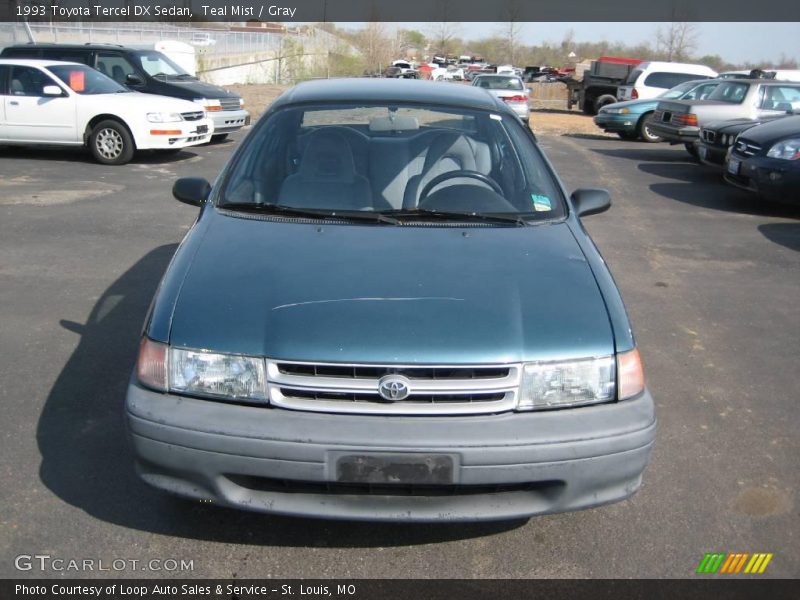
571,188 -> 611,217
43,85 -> 63,96
125,73 -> 144,86
173,177 -> 211,207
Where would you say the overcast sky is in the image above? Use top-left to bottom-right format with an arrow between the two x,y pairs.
351,22 -> 799,65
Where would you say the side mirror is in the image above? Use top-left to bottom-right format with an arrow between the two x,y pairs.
571,188 -> 611,217
43,85 -> 63,96
173,177 -> 211,207
125,73 -> 144,86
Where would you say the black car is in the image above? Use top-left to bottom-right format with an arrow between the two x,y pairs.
724,115 -> 800,203
0,44 -> 249,141
698,114 -> 791,168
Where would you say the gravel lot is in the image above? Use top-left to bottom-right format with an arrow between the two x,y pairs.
0,117 -> 798,579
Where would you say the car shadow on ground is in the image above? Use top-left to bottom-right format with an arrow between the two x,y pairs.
758,223 -> 800,251
561,133 -> 616,142
0,146 -> 199,165
591,146 -> 695,163
639,161 -> 800,219
37,245 -> 526,548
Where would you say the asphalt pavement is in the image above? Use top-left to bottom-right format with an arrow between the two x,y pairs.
1,130 -> 798,579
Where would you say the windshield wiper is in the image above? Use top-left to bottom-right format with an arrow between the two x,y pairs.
380,208 -> 528,226
218,202 -> 400,224
175,73 -> 198,80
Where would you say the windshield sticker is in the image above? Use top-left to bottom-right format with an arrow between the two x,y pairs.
68,70 -> 85,93
531,194 -> 552,211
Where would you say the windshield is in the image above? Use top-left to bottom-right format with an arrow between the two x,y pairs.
133,51 -> 191,78
707,82 -> 750,104
220,102 -> 565,222
46,64 -> 127,95
474,76 -> 524,90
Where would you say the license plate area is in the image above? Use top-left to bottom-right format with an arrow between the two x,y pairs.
195,125 -> 209,134
332,452 -> 456,485
727,158 -> 740,175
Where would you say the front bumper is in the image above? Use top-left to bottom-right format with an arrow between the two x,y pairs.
594,113 -> 638,134
648,122 -> 699,144
723,154 -> 800,204
209,109 -> 250,134
697,142 -> 728,167
137,118 -> 214,149
126,382 -> 656,521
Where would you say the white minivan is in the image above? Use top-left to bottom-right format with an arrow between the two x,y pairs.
617,61 -> 718,101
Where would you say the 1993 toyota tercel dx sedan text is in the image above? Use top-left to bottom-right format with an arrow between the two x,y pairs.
126,79 -> 656,521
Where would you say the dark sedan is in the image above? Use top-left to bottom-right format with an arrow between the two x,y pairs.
724,115 -> 800,203
697,115 -> 788,168
126,78 -> 655,521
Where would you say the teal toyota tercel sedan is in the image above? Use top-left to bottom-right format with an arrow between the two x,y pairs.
126,79 -> 656,521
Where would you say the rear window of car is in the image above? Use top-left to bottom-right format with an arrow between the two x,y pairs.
474,76 -> 524,90
624,69 -> 644,85
644,72 -> 709,89
707,82 -> 750,104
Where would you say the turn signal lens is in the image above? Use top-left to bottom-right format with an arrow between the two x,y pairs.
617,347 -> 645,400
137,337 -> 168,392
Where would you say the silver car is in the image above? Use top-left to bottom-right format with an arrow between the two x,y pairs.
472,74 -> 530,120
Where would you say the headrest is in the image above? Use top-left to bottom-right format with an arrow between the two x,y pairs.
298,129 -> 357,182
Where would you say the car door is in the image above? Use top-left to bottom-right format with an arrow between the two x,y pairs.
4,65 -> 78,143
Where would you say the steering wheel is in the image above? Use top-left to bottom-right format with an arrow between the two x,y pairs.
418,170 -> 504,204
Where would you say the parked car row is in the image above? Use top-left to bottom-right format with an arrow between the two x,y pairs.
595,69 -> 800,204
0,43 -> 251,164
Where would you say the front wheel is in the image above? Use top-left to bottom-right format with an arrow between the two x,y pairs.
594,94 -> 618,114
89,120 -> 135,165
637,113 -> 663,143
684,143 -> 699,160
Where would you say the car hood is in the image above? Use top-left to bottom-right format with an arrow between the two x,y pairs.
704,116 -> 779,134
737,115 -> 800,143
164,78 -> 240,99
167,213 -> 615,364
90,91 -> 201,113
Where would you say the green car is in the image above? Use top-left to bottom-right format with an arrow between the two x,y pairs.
594,79 -> 720,142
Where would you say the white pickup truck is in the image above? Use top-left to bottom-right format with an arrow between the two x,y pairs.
0,59 -> 214,164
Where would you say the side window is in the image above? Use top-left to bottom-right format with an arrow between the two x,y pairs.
0,65 -> 9,95
96,53 -> 137,85
692,83 -> 718,100
9,66 -> 56,97
644,72 -> 706,89
758,85 -> 800,110
41,50 -> 92,66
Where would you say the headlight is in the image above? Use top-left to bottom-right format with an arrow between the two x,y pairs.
169,347 -> 267,402
194,98 -> 222,112
518,356 -> 615,410
721,134 -> 728,145
239,97 -> 245,108
146,112 -> 183,123
766,138 -> 800,160
604,107 -> 630,114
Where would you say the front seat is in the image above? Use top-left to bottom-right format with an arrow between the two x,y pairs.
278,129 -> 372,210
402,133 -> 492,208
111,65 -> 126,85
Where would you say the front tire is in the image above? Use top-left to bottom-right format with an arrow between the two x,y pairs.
637,113 -> 662,143
594,94 -> 617,114
684,143 -> 699,160
89,120 -> 134,165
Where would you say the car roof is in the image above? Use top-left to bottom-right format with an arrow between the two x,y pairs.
271,78 -> 510,113
3,43 -> 126,51
719,78 -> 800,85
0,58 -> 82,67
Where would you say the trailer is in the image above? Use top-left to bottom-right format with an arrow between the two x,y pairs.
560,56 -> 643,115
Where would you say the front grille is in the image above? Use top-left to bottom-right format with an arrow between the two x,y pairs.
701,129 -> 716,144
181,111 -> 204,121
734,138 -> 762,157
266,360 -> 520,415
226,474 -> 564,497
220,98 -> 242,111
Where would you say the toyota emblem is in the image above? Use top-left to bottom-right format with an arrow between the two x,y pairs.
377,375 -> 411,401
